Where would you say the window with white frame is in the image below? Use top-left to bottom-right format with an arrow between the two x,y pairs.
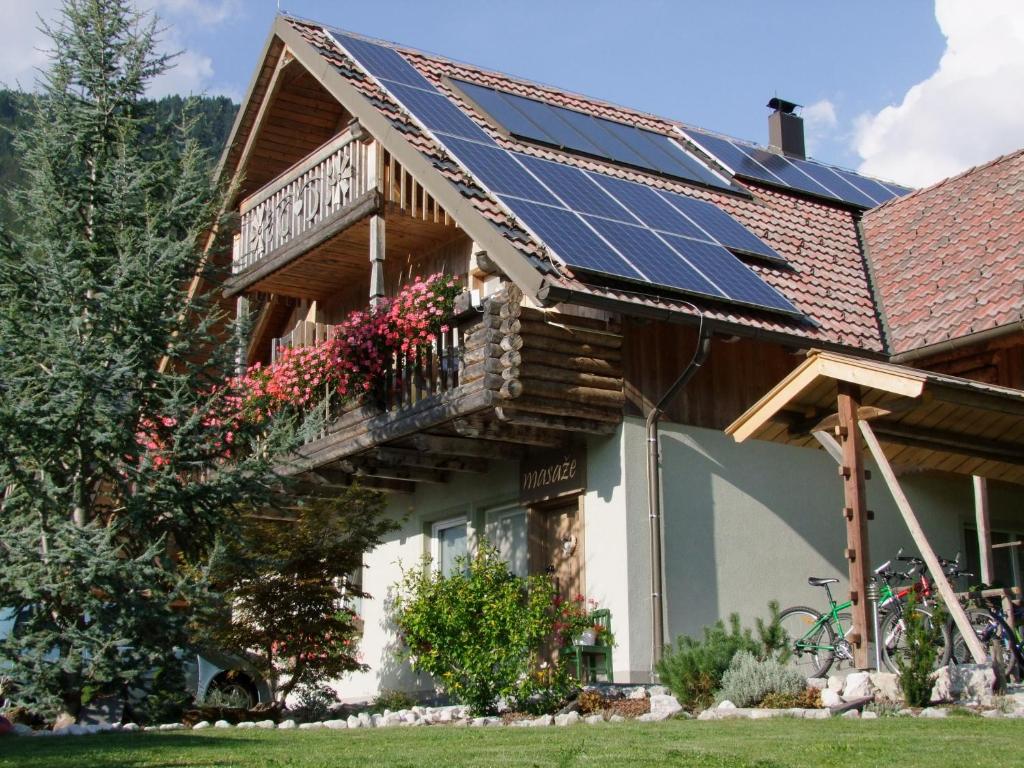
431,516 -> 468,576
485,505 -> 528,578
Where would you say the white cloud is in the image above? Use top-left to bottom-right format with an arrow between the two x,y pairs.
0,1 -> 241,97
854,0 -> 1024,187
802,99 -> 837,157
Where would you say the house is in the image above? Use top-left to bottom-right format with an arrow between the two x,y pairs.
214,14 -> 1024,698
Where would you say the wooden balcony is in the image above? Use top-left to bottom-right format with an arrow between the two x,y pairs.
283,288 -> 626,493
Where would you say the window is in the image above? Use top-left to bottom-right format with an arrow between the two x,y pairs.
485,505 -> 528,578
965,527 -> 1023,589
431,517 -> 468,576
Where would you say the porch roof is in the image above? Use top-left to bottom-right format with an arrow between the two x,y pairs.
725,350 -> 1024,485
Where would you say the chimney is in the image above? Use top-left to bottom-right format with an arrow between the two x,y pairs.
767,97 -> 805,159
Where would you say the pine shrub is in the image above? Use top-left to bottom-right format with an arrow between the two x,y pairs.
896,595 -> 944,707
715,651 -> 806,708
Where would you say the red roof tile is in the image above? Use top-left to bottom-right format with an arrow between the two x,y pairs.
284,18 -> 888,353
862,149 -> 1024,355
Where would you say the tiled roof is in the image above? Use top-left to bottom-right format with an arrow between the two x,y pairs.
862,149 -> 1024,355
284,17 -> 888,353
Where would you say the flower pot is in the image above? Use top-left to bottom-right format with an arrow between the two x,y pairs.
575,629 -> 596,646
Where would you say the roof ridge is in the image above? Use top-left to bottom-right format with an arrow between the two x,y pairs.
865,145 -> 1024,217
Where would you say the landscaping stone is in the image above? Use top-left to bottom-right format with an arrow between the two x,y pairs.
555,712 -> 580,726
121,723 -> 140,732
13,723 -> 34,736
279,719 -> 297,730
255,720 -> 276,729
346,715 -> 361,729
609,714 -> 625,723
358,712 -> 372,728
841,671 -> 873,701
868,672 -> 901,703
299,722 -> 324,730
627,687 -> 648,700
529,715 -> 553,727
647,685 -> 668,697
920,707 -> 948,718
802,709 -> 831,719
648,694 -> 682,717
236,721 -> 256,729
861,711 -> 878,720
826,676 -> 844,692
716,700 -> 736,710
696,709 -> 718,721
159,723 -> 186,731
820,689 -> 843,708
470,717 -> 488,727
382,713 -> 404,727
981,709 -> 1003,718
841,710 -> 860,719
214,720 -> 231,729
806,677 -> 828,690
192,721 -> 211,730
585,714 -> 604,725
956,664 -> 997,706
636,711 -> 672,722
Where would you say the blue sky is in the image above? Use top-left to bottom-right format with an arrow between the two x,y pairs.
4,1 -> 1023,187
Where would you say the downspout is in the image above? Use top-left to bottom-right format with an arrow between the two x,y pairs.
646,325 -> 712,673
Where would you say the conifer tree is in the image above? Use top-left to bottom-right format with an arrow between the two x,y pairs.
0,0 -> 291,721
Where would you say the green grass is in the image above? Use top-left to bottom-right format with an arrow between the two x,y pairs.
1,718 -> 1020,768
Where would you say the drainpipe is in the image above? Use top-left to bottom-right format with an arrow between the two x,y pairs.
647,327 -> 712,673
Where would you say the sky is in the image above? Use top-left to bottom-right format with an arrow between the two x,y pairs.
1,1 -> 1022,189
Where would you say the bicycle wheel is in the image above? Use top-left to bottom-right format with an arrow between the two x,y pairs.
950,606 -> 1019,681
879,606 -> 952,673
777,606 -> 835,678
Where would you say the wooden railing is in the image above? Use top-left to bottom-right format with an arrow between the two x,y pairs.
235,124 -> 377,274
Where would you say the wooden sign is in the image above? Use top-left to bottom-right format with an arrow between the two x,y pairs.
519,445 -> 587,505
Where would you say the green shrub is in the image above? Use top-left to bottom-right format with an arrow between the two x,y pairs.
370,688 -> 416,713
656,603 -> 786,711
715,651 -> 806,708
393,544 -> 577,716
896,595 -> 944,707
291,684 -> 338,722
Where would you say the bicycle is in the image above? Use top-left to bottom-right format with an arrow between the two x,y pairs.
874,554 -> 953,673
949,588 -> 1024,681
778,554 -> 951,677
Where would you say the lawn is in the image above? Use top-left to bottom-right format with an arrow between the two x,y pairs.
1,718 -> 1021,768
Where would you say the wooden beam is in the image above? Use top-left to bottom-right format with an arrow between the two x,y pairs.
233,48 -> 297,193
974,476 -> 994,585
342,461 -> 448,484
812,429 -> 844,465
868,421 -> 1024,466
406,434 -> 524,460
837,382 -> 872,668
371,447 -> 489,473
224,190 -> 382,298
859,420 -> 988,663
369,213 -> 385,306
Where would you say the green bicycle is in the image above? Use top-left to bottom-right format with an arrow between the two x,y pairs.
778,556 -> 952,677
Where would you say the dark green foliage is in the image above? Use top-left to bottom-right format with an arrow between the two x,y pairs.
368,688 -> 415,714
656,603 -> 788,711
199,487 -> 399,702
897,595 -> 944,707
394,545 -> 571,716
0,0 -> 277,721
0,89 -> 236,231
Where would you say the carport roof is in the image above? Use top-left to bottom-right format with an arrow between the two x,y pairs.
726,350 -> 1024,485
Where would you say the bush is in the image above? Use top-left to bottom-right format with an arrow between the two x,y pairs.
759,688 -> 822,709
370,689 -> 415,713
715,651 -> 806,708
897,595 -> 944,707
394,545 -> 572,716
656,603 -> 786,711
291,685 -> 339,722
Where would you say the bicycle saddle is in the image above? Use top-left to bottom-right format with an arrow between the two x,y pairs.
808,577 -> 839,587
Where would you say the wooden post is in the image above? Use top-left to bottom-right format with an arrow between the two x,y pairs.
973,475 -> 994,585
836,383 -> 872,668
369,214 -> 385,306
859,421 -> 987,663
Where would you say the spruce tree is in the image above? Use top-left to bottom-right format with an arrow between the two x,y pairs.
0,0 -> 290,721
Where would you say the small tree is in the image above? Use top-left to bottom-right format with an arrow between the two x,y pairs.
393,545 -> 591,716
0,0 -> 294,721
896,595 -> 944,707
199,486 -> 399,702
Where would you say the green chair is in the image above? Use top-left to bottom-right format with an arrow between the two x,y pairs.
563,608 -> 613,683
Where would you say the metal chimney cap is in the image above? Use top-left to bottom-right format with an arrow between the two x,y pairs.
767,97 -> 801,114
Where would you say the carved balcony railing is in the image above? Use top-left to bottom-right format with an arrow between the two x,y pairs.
235,124 -> 376,275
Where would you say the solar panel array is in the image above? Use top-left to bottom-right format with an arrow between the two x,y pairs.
454,79 -> 731,192
682,127 -> 913,208
328,29 -> 800,317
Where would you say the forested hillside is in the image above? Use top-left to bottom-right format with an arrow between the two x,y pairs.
0,90 -> 237,228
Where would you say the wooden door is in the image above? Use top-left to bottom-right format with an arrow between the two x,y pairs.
528,498 -> 584,601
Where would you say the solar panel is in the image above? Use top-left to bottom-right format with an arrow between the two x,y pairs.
454,80 -> 558,144
830,168 -> 901,206
497,92 -> 610,157
330,32 -> 434,90
657,191 -> 784,262
684,130 -> 785,185
588,173 -> 708,240
792,160 -> 879,208
440,137 -> 560,203
499,197 -> 645,280
661,235 -> 799,314
384,82 -> 492,143
583,216 -> 724,298
516,155 -> 632,221
743,146 -> 838,198
630,130 -> 726,188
